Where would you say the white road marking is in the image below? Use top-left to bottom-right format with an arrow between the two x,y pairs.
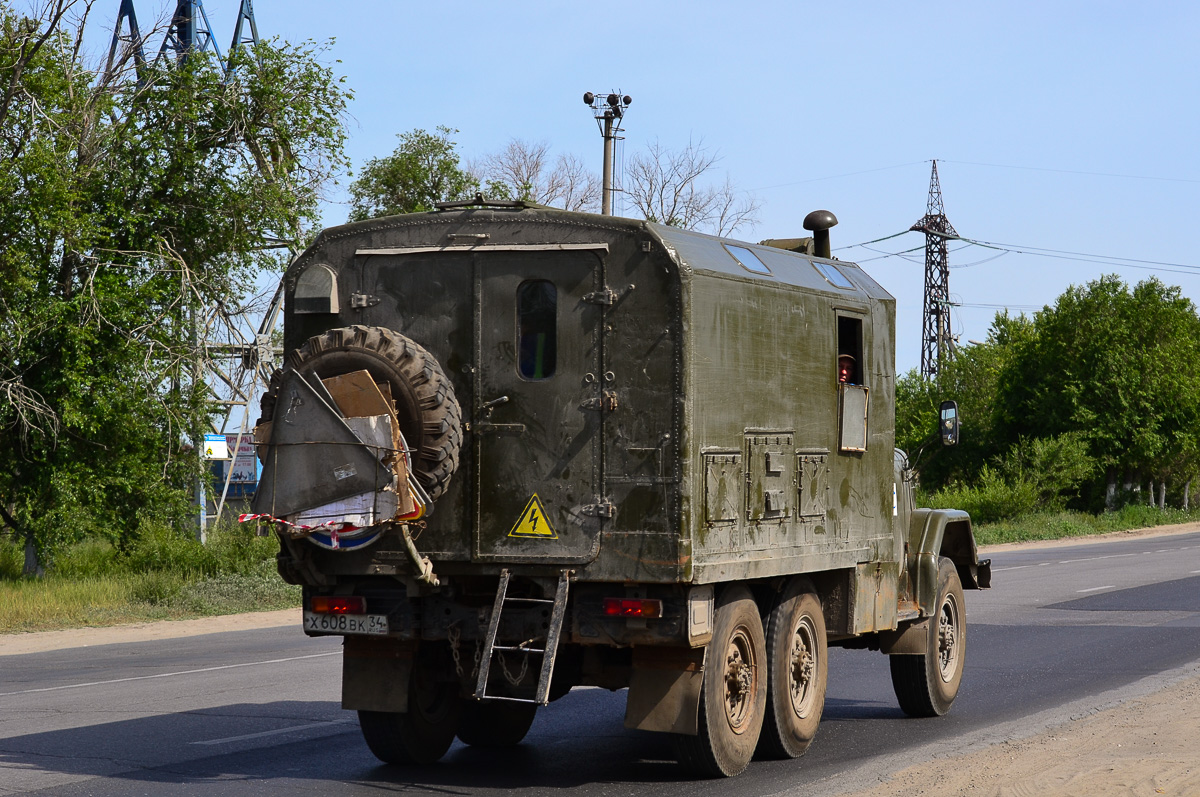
0,652 -> 339,697
993,547 -> 1190,573
1058,553 -> 1138,564
192,718 -> 355,745
1077,585 -> 1116,593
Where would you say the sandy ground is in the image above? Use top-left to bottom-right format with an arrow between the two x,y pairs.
0,607 -> 300,656
831,669 -> 1200,797
2,524 -> 1199,794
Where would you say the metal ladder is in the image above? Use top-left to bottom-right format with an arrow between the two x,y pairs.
474,568 -> 570,705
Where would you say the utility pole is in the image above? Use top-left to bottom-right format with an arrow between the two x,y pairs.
582,92 -> 632,215
912,160 -> 958,379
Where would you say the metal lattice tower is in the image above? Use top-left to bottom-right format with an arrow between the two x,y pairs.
105,0 -> 146,79
108,0 -> 275,534
911,160 -> 958,379
157,0 -> 224,66
228,0 -> 261,70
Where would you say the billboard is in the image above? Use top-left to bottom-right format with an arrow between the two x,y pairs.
225,433 -> 258,483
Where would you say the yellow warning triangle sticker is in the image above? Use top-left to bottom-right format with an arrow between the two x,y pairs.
508,494 -> 557,539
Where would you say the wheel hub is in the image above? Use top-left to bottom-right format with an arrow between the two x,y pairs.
788,619 -> 817,716
937,594 -> 960,682
723,627 -> 757,733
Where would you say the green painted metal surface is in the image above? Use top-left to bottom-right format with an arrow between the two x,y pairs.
278,207 -> 922,591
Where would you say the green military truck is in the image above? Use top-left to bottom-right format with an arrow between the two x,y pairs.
250,200 -> 990,777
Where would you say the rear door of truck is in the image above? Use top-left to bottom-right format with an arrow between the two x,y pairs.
470,244 -> 608,563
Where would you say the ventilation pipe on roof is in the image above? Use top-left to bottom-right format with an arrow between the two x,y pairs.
803,210 -> 838,259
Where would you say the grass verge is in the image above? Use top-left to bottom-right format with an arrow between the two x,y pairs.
973,504 -> 1200,546
0,523 -> 300,635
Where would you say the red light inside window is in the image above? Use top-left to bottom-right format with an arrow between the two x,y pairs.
602,598 -> 663,618
310,596 -> 366,615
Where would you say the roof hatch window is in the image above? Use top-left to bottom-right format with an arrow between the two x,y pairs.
814,261 -> 855,289
518,280 -> 557,380
724,244 -> 772,275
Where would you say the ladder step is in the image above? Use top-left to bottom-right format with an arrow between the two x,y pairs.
479,694 -> 538,705
492,645 -> 546,654
475,568 -> 573,706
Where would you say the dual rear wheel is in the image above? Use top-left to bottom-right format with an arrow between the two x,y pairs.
677,560 -> 966,777
673,580 -> 828,777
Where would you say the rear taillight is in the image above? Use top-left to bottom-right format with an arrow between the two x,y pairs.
602,598 -> 663,618
310,596 -> 366,614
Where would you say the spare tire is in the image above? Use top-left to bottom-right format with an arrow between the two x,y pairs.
259,325 -> 462,501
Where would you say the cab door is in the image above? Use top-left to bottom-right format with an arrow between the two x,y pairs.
472,246 -> 607,563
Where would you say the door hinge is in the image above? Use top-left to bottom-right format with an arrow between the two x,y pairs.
582,287 -> 617,305
350,293 -> 380,309
579,390 -> 618,412
581,500 -> 615,519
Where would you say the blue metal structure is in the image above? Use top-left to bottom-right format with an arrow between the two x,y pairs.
108,0 -> 261,80
105,0 -> 146,78
156,0 -> 224,67
229,0 -> 261,58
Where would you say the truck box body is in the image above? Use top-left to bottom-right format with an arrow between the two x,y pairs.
257,203 -> 988,775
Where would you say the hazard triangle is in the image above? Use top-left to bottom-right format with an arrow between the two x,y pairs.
508,494 -> 557,539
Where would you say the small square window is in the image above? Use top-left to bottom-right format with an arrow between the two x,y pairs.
814,262 -> 854,289
724,244 -> 772,275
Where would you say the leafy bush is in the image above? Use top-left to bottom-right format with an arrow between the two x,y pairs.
53,539 -> 122,578
0,536 -> 22,580
925,465 -> 1040,524
125,524 -> 219,578
130,571 -> 186,605
923,432 -> 1095,523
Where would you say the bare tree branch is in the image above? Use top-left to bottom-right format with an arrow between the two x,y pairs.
474,138 -> 600,212
623,138 -> 759,236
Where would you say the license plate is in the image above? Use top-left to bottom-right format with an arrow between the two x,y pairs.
303,611 -> 389,636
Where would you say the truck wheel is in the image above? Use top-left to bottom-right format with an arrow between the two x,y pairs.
673,586 -> 766,777
757,579 -> 827,759
890,556 -> 966,717
261,325 -> 461,500
357,660 -> 461,764
455,700 -> 537,747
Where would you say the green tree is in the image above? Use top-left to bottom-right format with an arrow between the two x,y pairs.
995,275 -> 1200,508
0,5 -> 351,572
896,312 -> 1034,490
347,126 -> 478,220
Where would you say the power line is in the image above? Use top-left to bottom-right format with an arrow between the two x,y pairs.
939,159 -> 1200,186
840,231 -> 1200,276
751,161 -> 927,192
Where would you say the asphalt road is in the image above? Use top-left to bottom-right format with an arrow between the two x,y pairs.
2,530 -> 1198,796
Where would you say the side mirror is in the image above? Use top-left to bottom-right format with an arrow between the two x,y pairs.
940,400 -> 959,446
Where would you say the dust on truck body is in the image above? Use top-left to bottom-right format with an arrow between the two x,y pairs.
253,201 -> 991,777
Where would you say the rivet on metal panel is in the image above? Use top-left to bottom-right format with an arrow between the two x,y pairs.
583,373 -> 596,383
604,371 -> 615,382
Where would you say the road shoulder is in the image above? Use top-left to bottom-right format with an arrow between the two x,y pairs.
0,607 -> 301,656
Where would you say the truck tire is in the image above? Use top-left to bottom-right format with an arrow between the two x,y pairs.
673,586 -> 766,777
455,700 -> 537,747
357,656 -> 461,765
261,325 -> 462,500
890,557 -> 966,717
757,578 -> 827,759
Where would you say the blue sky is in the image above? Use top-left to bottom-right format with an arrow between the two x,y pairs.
90,1 -> 1200,373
